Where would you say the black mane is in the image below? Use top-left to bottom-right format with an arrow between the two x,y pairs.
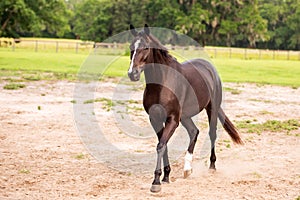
147,34 -> 176,65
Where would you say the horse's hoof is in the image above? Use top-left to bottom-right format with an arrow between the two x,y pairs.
162,177 -> 170,184
183,169 -> 192,179
150,184 -> 161,193
209,167 -> 216,173
209,163 -> 216,170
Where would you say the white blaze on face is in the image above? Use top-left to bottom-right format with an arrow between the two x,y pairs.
184,152 -> 193,171
128,39 -> 141,74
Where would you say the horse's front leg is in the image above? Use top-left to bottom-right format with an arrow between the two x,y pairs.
150,118 -> 171,184
150,115 -> 179,193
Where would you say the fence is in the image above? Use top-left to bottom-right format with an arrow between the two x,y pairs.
0,38 -> 95,53
203,47 -> 300,60
0,38 -> 299,61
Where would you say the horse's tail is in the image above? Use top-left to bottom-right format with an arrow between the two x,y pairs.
218,108 -> 243,145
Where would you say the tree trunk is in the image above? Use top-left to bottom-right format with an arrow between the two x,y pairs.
1,10 -> 13,32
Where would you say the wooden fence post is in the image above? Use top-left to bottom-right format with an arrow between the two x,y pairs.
214,48 -> 217,58
56,41 -> 59,53
76,42 -> 79,54
35,40 -> 38,52
12,41 -> 15,51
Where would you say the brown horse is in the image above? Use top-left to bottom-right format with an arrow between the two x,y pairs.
128,24 -> 243,193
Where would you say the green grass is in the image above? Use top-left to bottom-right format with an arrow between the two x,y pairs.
3,83 -> 26,90
83,97 -> 115,111
0,50 -> 87,74
223,87 -> 242,95
19,169 -> 30,174
83,98 -> 143,113
212,59 -> 300,87
236,119 -> 300,134
74,153 -> 85,160
0,49 -> 299,86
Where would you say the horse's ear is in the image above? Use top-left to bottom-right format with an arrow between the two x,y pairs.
130,24 -> 137,36
144,24 -> 150,35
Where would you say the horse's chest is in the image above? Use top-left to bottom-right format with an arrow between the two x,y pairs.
143,86 -> 179,114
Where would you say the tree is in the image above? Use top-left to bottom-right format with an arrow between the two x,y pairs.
0,0 -> 38,37
258,0 -> 299,50
1,0 -> 297,50
72,0 -> 111,41
236,0 -> 269,48
0,0 -> 70,38
218,20 -> 238,47
287,2 -> 300,49
176,3 -> 208,46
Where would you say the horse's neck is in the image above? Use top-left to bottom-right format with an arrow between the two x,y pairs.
144,59 -> 180,85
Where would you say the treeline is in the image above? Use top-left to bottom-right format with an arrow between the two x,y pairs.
0,0 -> 299,50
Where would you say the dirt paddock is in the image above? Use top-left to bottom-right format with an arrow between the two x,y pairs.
0,80 -> 299,199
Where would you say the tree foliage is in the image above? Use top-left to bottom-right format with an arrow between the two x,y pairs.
0,0 -> 70,38
0,0 -> 299,50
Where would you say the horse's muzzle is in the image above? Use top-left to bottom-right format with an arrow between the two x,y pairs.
128,69 -> 140,81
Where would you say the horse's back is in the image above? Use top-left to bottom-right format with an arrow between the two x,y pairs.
180,58 -> 222,116
181,58 -> 220,86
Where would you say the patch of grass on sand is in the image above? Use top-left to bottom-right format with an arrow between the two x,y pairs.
74,153 -> 85,160
84,97 -> 115,111
236,119 -> 300,134
223,87 -> 242,95
3,83 -> 26,90
19,169 -> 30,174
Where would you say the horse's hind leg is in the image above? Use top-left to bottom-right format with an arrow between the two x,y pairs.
181,118 -> 199,178
206,103 -> 218,170
161,148 -> 171,183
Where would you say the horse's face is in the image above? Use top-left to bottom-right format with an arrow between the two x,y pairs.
128,24 -> 151,81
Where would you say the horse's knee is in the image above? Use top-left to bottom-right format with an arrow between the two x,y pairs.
157,142 -> 165,150
149,104 -> 167,122
156,142 -> 166,154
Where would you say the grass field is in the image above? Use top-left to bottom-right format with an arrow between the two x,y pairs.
0,49 -> 299,87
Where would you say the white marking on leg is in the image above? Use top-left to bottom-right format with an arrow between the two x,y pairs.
128,39 -> 141,74
184,152 -> 193,171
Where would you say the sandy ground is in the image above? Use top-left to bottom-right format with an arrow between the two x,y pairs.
0,79 -> 299,200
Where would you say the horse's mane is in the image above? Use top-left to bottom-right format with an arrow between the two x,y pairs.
147,34 -> 175,65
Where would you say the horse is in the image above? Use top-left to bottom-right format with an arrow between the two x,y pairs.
127,24 -> 243,193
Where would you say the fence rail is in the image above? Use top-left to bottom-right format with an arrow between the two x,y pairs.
0,39 -> 299,61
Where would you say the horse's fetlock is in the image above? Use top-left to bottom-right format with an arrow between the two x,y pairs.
164,165 -> 171,173
154,169 -> 162,176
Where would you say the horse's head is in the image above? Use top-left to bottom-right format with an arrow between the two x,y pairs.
128,24 -> 152,81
